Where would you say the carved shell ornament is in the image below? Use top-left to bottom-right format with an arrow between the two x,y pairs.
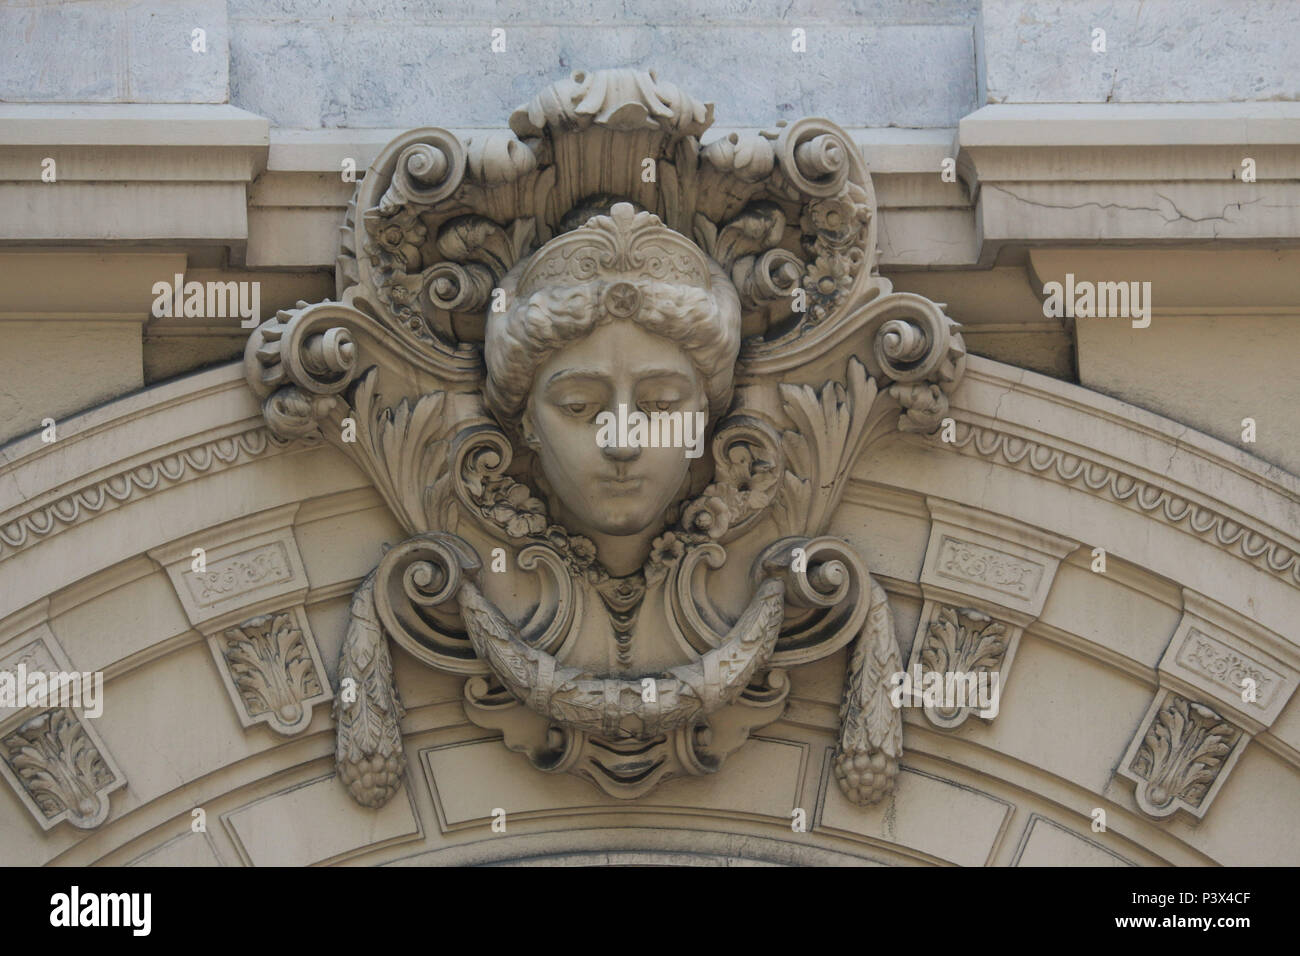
244,68 -> 965,805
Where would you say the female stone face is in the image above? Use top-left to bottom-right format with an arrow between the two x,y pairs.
524,320 -> 708,540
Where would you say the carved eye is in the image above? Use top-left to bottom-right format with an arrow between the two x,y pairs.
563,402 -> 592,416
643,400 -> 673,413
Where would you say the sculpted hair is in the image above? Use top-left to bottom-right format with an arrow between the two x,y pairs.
483,255 -> 742,430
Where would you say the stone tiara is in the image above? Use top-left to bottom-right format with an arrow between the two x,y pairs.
515,202 -> 713,301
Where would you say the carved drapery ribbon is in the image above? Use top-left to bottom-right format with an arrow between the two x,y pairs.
462,576 -> 786,739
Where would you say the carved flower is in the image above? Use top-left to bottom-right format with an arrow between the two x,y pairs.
891,382 -> 947,433
805,257 -> 852,297
803,255 -> 855,320
385,283 -> 422,329
681,495 -> 731,540
487,481 -> 548,537
504,483 -> 544,513
372,211 -> 427,270
649,532 -> 686,567
568,536 -> 597,565
720,444 -> 779,512
803,198 -> 865,244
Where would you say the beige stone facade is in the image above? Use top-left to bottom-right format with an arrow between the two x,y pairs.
1,3 -> 1298,868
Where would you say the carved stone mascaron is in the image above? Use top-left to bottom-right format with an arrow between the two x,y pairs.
243,68 -> 966,805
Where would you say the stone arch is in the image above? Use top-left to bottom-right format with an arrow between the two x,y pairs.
3,353 -> 1296,866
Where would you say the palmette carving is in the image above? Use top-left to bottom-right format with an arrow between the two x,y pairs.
1127,693 -> 1245,819
915,605 -> 1009,729
0,708 -> 124,830
218,612 -> 328,735
244,68 -> 965,807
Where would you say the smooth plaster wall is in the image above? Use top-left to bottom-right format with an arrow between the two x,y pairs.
0,322 -> 143,446
0,0 -> 229,104
6,2 -> 1297,124
981,1 -> 1300,104
224,0 -> 980,129
1077,313 -> 1300,478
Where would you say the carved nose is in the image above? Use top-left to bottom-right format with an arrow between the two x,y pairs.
601,440 -> 641,462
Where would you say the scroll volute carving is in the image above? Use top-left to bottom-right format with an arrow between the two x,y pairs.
244,68 -> 964,808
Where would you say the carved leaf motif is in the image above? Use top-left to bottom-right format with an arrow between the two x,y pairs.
920,606 -> 1008,677
335,573 -> 406,808
778,357 -> 881,537
221,613 -> 323,724
833,578 -> 902,806
713,202 -> 785,271
344,368 -> 460,534
1133,695 -> 1241,812
2,709 -> 112,823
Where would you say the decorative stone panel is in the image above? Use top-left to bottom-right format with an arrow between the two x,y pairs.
1158,591 -> 1298,731
1118,590 -> 1298,822
0,617 -> 125,831
214,606 -> 330,735
148,503 -> 309,629
906,498 -> 1079,728
1118,689 -> 1249,822
148,503 -> 331,736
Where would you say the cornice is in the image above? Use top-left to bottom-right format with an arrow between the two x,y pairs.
4,101 -> 1298,270
0,364 -> 319,589
924,358 -> 1300,605
0,103 -> 268,260
250,125 -> 970,270
958,103 -> 1300,263
0,104 -> 268,148
959,357 -> 1300,507
959,102 -> 1300,148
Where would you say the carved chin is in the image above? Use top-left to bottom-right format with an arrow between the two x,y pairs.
578,502 -> 660,537
554,477 -> 676,538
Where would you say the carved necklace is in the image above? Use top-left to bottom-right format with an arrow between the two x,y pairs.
593,573 -> 646,667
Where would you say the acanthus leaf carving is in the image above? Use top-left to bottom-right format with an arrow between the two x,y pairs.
217,610 -> 330,736
1125,692 -> 1246,820
911,604 -> 1012,730
0,708 -> 124,830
